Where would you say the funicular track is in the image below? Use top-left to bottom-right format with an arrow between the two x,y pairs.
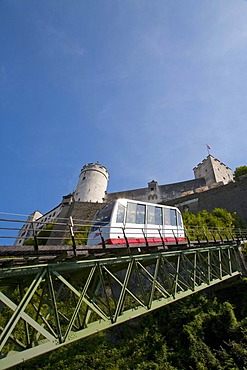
0,217 -> 246,369
0,243 -> 244,369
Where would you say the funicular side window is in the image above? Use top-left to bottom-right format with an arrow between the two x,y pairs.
164,208 -> 177,226
136,204 -> 145,224
126,202 -> 146,224
147,206 -> 155,224
164,208 -> 171,226
177,212 -> 183,227
116,203 -> 125,223
147,206 -> 162,225
155,207 -> 162,225
126,202 -> 136,223
170,209 -> 177,226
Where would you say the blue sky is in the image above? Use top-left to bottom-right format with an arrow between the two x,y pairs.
1,0 -> 247,217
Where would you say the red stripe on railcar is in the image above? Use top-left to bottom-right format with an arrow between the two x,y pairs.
105,237 -> 186,245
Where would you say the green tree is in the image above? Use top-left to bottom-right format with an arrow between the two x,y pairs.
233,166 -> 247,181
182,208 -> 239,241
183,208 -> 236,230
64,226 -> 90,246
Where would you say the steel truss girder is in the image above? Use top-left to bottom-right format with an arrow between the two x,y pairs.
0,244 -> 242,369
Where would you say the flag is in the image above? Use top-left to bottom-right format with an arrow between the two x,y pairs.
206,144 -> 211,150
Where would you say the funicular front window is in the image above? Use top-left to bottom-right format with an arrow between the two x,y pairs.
116,203 -> 125,223
91,202 -> 115,231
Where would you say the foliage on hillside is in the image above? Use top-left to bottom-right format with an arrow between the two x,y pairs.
242,242 -> 247,260
64,226 -> 90,246
234,166 -> 247,181
23,278 -> 247,370
23,222 -> 54,246
182,208 -> 246,242
182,208 -> 245,230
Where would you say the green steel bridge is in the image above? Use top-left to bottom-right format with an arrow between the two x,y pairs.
0,216 -> 246,369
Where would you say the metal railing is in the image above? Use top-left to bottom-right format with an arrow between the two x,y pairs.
0,213 -> 247,251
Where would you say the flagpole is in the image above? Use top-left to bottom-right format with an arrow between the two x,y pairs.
206,144 -> 210,156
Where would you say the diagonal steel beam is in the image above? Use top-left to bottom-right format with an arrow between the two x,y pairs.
103,264 -> 146,309
0,268 -> 47,351
63,264 -> 97,341
112,259 -> 134,322
0,292 -> 55,343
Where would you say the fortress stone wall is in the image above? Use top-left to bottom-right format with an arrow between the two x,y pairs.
166,177 -> 247,223
105,178 -> 206,204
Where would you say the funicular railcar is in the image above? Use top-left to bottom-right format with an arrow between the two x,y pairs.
87,198 -> 185,245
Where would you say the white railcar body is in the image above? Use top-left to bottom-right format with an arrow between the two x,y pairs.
87,199 -> 186,246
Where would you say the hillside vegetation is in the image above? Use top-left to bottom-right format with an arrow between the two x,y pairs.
24,278 -> 247,370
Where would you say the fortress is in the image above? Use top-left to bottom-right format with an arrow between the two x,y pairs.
15,154 -> 247,246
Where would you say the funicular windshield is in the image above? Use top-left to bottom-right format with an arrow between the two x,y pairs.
90,202 -> 115,232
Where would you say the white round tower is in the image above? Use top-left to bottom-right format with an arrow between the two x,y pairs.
74,162 -> 109,202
